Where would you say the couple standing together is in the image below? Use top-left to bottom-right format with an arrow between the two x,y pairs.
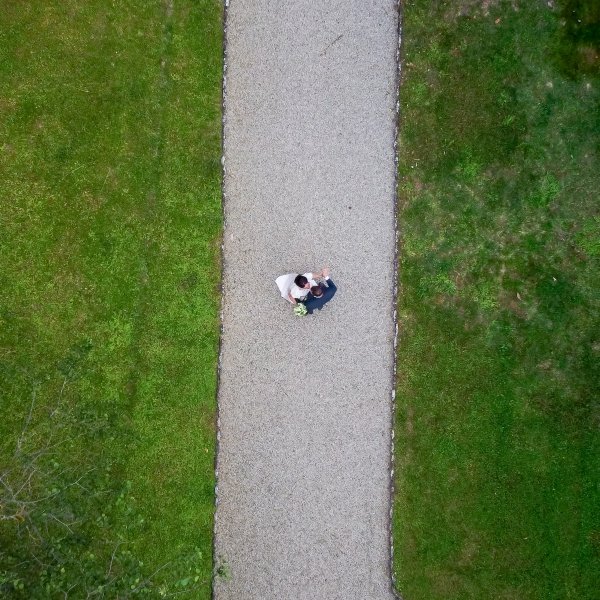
275,267 -> 337,315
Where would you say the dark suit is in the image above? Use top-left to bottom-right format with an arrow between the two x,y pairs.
304,278 -> 337,315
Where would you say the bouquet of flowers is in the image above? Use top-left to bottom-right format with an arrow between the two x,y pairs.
293,303 -> 307,317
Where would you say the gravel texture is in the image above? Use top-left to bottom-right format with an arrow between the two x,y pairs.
214,1 -> 399,598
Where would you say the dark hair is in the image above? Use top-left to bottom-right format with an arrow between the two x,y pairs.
311,285 -> 323,297
294,275 -> 308,287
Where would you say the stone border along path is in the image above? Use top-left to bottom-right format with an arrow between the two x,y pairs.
214,1 -> 400,598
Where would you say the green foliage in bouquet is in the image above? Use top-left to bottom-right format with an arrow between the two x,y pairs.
293,303 -> 307,317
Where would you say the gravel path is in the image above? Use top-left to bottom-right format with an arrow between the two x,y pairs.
214,2 -> 399,598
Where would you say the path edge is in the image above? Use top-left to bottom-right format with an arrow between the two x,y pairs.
211,0 -> 230,597
389,0 -> 404,598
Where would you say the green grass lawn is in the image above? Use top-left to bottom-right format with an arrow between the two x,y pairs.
0,1 -> 222,597
394,1 -> 599,598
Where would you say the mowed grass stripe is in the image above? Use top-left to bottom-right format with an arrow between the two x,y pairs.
0,1 -> 222,597
125,0 -> 223,587
394,1 -> 599,599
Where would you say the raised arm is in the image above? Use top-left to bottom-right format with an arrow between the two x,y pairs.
324,278 -> 336,293
311,267 -> 330,280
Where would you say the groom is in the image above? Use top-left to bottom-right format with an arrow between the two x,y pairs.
303,274 -> 337,315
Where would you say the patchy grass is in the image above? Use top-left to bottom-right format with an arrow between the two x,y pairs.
0,0 -> 222,597
394,1 -> 599,599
